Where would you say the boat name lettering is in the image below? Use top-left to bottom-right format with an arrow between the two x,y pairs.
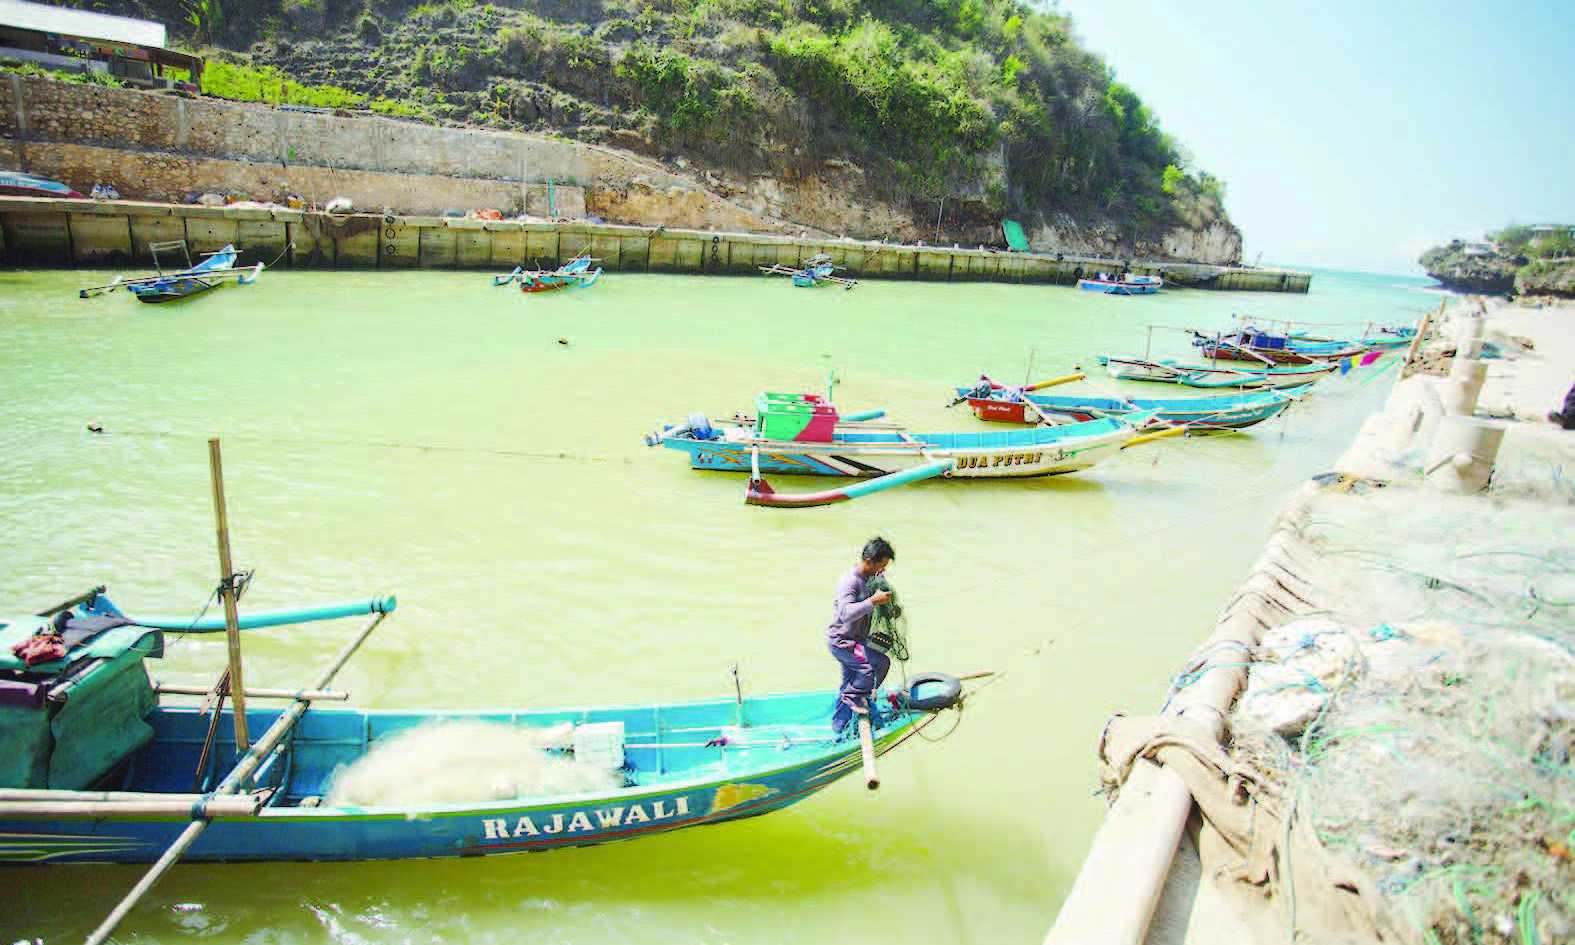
955,451 -> 1043,470
481,796 -> 692,840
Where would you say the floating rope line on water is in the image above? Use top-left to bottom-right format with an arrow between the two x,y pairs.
80,426 -> 628,465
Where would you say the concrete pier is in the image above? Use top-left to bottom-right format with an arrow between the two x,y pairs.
0,197 -> 1312,292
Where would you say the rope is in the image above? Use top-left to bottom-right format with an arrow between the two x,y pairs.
83,427 -> 625,465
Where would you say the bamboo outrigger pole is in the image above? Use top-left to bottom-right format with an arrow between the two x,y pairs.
209,437 -> 250,752
84,445 -> 394,945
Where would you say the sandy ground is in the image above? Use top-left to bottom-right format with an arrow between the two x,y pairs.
1477,297 -> 1575,425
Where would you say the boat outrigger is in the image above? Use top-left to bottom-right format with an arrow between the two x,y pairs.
646,392 -> 1166,508
760,253 -> 858,289
1076,272 -> 1162,295
78,241 -> 265,304
3,440 -> 984,944
1097,355 -> 1336,389
493,252 -> 602,293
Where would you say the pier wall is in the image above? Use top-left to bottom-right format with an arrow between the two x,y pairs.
0,197 -> 1312,291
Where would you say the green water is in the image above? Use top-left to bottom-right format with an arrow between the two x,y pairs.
0,267 -> 1429,943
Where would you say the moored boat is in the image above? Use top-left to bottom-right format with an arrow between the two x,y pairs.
494,252 -> 602,293
954,380 -> 1304,431
0,171 -> 82,199
648,393 -> 1144,480
1097,355 -> 1336,389
78,241 -> 264,304
1076,272 -> 1162,295
760,254 -> 858,289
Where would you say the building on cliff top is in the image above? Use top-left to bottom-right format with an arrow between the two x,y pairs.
0,0 -> 202,90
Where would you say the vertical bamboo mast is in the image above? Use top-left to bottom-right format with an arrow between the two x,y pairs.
208,437 -> 249,752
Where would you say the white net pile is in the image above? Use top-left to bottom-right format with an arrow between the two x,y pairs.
1226,462 -> 1575,944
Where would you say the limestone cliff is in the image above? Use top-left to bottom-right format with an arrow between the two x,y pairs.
1419,243 -> 1519,294
56,0 -> 1244,264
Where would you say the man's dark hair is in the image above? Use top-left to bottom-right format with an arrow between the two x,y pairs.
862,536 -> 895,562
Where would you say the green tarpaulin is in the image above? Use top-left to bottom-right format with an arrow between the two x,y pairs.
1003,219 -> 1031,252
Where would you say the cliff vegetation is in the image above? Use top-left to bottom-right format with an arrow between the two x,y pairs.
1421,225 -> 1575,298
61,0 -> 1235,250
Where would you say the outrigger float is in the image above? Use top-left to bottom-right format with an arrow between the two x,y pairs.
493,252 -> 602,293
2,440 -> 984,944
1097,355 -> 1335,389
77,241 -> 265,304
646,392 -> 1171,508
953,374 -> 1305,432
759,253 -> 858,289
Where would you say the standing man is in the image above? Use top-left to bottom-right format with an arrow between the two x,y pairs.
827,537 -> 895,736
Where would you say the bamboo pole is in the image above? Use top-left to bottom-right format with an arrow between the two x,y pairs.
155,683 -> 349,701
84,609 -> 390,945
1,797 -> 261,818
34,585 -> 106,617
208,438 -> 249,752
0,789 -> 265,805
1402,302 -> 1440,377
858,716 -> 879,790
85,821 -> 207,945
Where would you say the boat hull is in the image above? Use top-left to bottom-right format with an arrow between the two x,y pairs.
1076,279 -> 1160,295
959,388 -> 1297,431
0,697 -> 923,864
663,420 -> 1136,479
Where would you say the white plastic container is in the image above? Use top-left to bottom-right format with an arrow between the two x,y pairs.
572,721 -> 625,770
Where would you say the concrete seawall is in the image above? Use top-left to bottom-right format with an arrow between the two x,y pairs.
0,197 -> 1312,291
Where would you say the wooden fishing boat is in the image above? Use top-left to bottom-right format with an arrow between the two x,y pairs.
0,587 -> 956,864
646,392 -> 1159,507
1191,330 -> 1355,365
1,442 -> 987,944
79,241 -> 264,304
1076,273 -> 1162,295
0,171 -> 82,199
759,253 -> 857,289
1097,355 -> 1336,389
954,380 -> 1305,432
493,253 -> 602,293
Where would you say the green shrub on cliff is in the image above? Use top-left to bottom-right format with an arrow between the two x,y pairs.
204,58 -> 366,108
58,0 -> 1226,238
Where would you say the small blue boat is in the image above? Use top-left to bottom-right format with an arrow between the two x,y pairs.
760,254 -> 858,289
0,589 -> 963,864
1076,272 -> 1162,295
122,243 -> 261,304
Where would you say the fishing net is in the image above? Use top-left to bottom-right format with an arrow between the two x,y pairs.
325,720 -> 625,807
1220,461 -> 1575,945
865,575 -> 910,663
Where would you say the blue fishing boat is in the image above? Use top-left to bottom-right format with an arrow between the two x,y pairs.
955,379 -> 1305,431
1076,272 -> 1162,295
115,242 -> 262,304
760,254 -> 858,289
493,252 -> 602,293
0,589 -> 968,865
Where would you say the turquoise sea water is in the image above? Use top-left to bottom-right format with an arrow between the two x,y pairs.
0,266 -> 1430,943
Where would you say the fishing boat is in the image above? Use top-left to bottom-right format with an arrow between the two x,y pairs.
1076,272 -> 1162,295
494,253 -> 602,293
646,392 -> 1159,507
954,378 -> 1305,432
759,254 -> 858,289
1191,329 -> 1356,365
3,440 -> 984,943
0,171 -> 83,199
1097,355 -> 1336,389
0,587 -> 961,864
79,242 -> 264,304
